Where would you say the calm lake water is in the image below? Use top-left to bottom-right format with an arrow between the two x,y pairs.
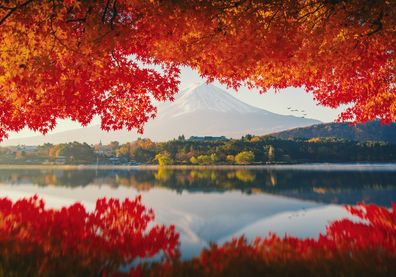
1,163 -> 396,259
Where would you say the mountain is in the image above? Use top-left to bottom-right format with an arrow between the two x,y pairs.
270,121 -> 396,144
1,83 -> 320,146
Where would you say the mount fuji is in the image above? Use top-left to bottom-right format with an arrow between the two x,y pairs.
1,83 -> 321,145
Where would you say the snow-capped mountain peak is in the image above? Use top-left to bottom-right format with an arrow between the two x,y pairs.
160,83 -> 264,118
1,83 -> 321,145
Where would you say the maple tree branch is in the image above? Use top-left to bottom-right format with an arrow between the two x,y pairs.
110,51 -> 121,68
65,18 -> 86,23
49,0 -> 81,54
0,4 -> 15,9
366,10 -> 383,36
264,8 -> 280,30
0,0 -> 35,26
102,0 -> 111,23
65,6 -> 91,23
307,6 -> 334,32
297,3 -> 326,22
109,0 -> 117,29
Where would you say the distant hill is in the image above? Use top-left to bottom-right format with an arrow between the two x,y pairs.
270,121 -> 396,144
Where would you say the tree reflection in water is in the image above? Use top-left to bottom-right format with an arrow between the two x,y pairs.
2,167 -> 395,205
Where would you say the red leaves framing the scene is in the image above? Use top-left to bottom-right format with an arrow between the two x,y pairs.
0,195 -> 179,276
1,1 -> 395,140
0,0 -> 180,140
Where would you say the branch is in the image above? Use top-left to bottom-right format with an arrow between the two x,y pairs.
297,3 -> 326,23
102,0 -> 111,22
49,0 -> 81,54
65,18 -> 86,23
109,0 -> 117,29
0,0 -> 35,26
366,10 -> 383,36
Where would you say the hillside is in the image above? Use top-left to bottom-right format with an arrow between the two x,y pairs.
270,121 -> 396,144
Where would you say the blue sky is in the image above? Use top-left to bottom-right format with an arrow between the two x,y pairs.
6,67 -> 345,139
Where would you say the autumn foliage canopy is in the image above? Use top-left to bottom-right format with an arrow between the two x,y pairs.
0,0 -> 395,139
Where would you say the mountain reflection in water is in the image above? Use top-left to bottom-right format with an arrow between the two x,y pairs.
1,164 -> 395,259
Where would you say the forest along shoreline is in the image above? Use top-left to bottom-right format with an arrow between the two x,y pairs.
1,136 -> 396,166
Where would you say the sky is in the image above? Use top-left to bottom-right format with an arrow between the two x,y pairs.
5,66 -> 345,140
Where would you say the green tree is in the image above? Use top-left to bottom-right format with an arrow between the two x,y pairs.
235,151 -> 255,165
190,156 -> 199,165
155,152 -> 173,166
210,153 -> 218,164
54,142 -> 96,164
197,155 -> 212,165
116,143 -> 130,157
226,155 -> 235,164
130,139 -> 157,163
35,143 -> 53,158
266,145 -> 276,162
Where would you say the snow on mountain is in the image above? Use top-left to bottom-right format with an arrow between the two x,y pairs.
160,83 -> 263,117
1,83 -> 321,145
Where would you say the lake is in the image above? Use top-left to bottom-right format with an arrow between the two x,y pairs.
1,163 -> 396,259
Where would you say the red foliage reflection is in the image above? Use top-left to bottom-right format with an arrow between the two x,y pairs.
145,203 -> 396,276
0,195 -> 179,276
1,196 -> 395,276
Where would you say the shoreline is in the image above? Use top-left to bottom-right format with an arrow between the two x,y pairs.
1,162 -> 396,171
